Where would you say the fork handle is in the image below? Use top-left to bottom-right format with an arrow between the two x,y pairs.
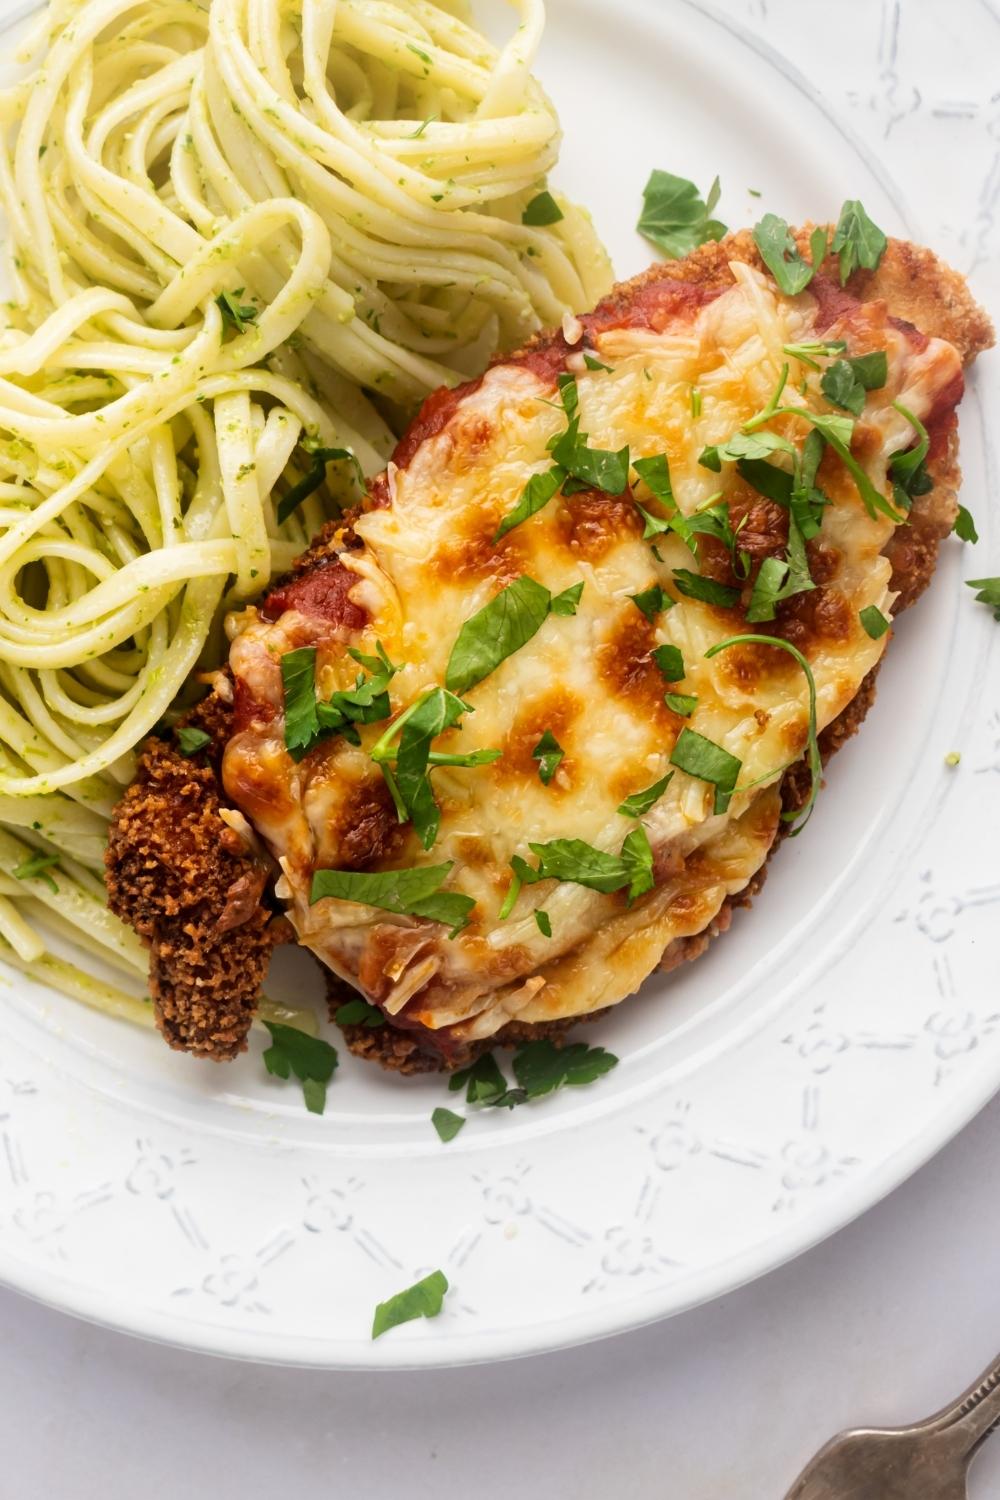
929,1352 -> 1000,1460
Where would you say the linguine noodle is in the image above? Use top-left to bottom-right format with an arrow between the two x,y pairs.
0,0 -> 610,1019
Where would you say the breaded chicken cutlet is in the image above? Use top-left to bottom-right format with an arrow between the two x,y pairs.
106,227 -> 993,1069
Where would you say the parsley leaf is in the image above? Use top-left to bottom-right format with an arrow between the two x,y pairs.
583,353 -> 612,372
753,214 -> 823,296
534,909 -> 552,937
531,729 -> 564,785
281,646 -> 321,756
637,170 -> 726,258
512,1039 -> 618,1096
372,1270 -> 449,1340
262,1021 -> 338,1115
700,429 -> 796,469
216,287 -> 258,333
449,1051 -> 507,1103
311,863 -> 476,936
277,443 -> 365,524
966,577 -> 1000,621
445,576 -> 551,696
669,728 -> 742,815
859,605 -> 891,639
551,581 -> 584,616
671,569 -> 741,608
630,583 -> 673,621
746,517 -> 814,623
431,1107 -> 465,1142
550,417 -> 630,495
705,633 -> 821,832
831,200 -> 887,285
522,826 -> 655,904
176,726 -> 211,757
820,351 -> 887,417
335,998 -> 385,1028
782,338 -> 847,370
767,406 -> 900,523
493,466 -> 565,541
12,852 -> 60,894
651,643 -> 684,680
617,772 -> 673,818
954,505 -> 978,544
282,643 -> 399,760
665,692 -> 697,717
632,453 -> 696,551
737,458 -> 793,507
522,190 -> 563,226
379,687 -> 469,849
888,402 -> 933,514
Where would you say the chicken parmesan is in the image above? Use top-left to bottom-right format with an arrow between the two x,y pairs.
107,224 -> 993,1069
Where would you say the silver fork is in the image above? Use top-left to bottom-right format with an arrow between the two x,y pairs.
784,1352 -> 1000,1498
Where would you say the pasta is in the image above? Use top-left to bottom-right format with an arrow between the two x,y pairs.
0,0 -> 610,1019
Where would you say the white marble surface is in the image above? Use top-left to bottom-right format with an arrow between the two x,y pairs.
2,0 -> 999,1494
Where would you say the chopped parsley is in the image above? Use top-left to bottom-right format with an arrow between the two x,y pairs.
450,1039 -> 618,1111
954,504 -> 978,543
431,1107 -> 465,1143
583,353 -> 612,372
281,647 -> 323,756
549,408 -> 630,496
522,190 -> 563,226
369,686 -> 489,849
551,581 -> 584,616
445,575 -> 552,696
276,442 -> 364,524
449,1052 -> 508,1103
700,429 -> 795,470
704,633 -> 821,832
752,215 -> 827,296
782,338 -> 847,370
820,351 -> 888,416
531,729 -> 564,785
966,577 -> 1000,621
831,200 -> 888,284
311,863 -> 476,937
637,170 -> 726,258
335,999 -> 384,1028
534,908 -> 552,937
651,643 -> 684,680
512,1039 -> 617,1096
510,828 -> 654,905
281,642 -> 398,759
669,728 -> 742,815
745,517 -> 814,622
372,1270 -> 448,1340
665,692 -> 697,717
630,583 -> 673,621
216,287 -> 258,333
888,402 -> 933,514
493,466 -> 564,540
176,726 -> 211,757
262,1022 -> 338,1115
12,852 -> 60,894
859,605 -> 891,639
671,569 -> 740,608
617,772 -> 673,818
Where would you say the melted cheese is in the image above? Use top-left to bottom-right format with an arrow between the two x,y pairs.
223,263 -> 962,1040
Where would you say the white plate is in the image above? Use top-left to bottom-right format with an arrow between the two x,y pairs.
0,0 -> 997,1369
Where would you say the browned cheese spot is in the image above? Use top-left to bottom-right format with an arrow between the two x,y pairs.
594,610 -> 675,731
554,486 -> 644,562
494,686 -> 583,790
429,502 -> 529,588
